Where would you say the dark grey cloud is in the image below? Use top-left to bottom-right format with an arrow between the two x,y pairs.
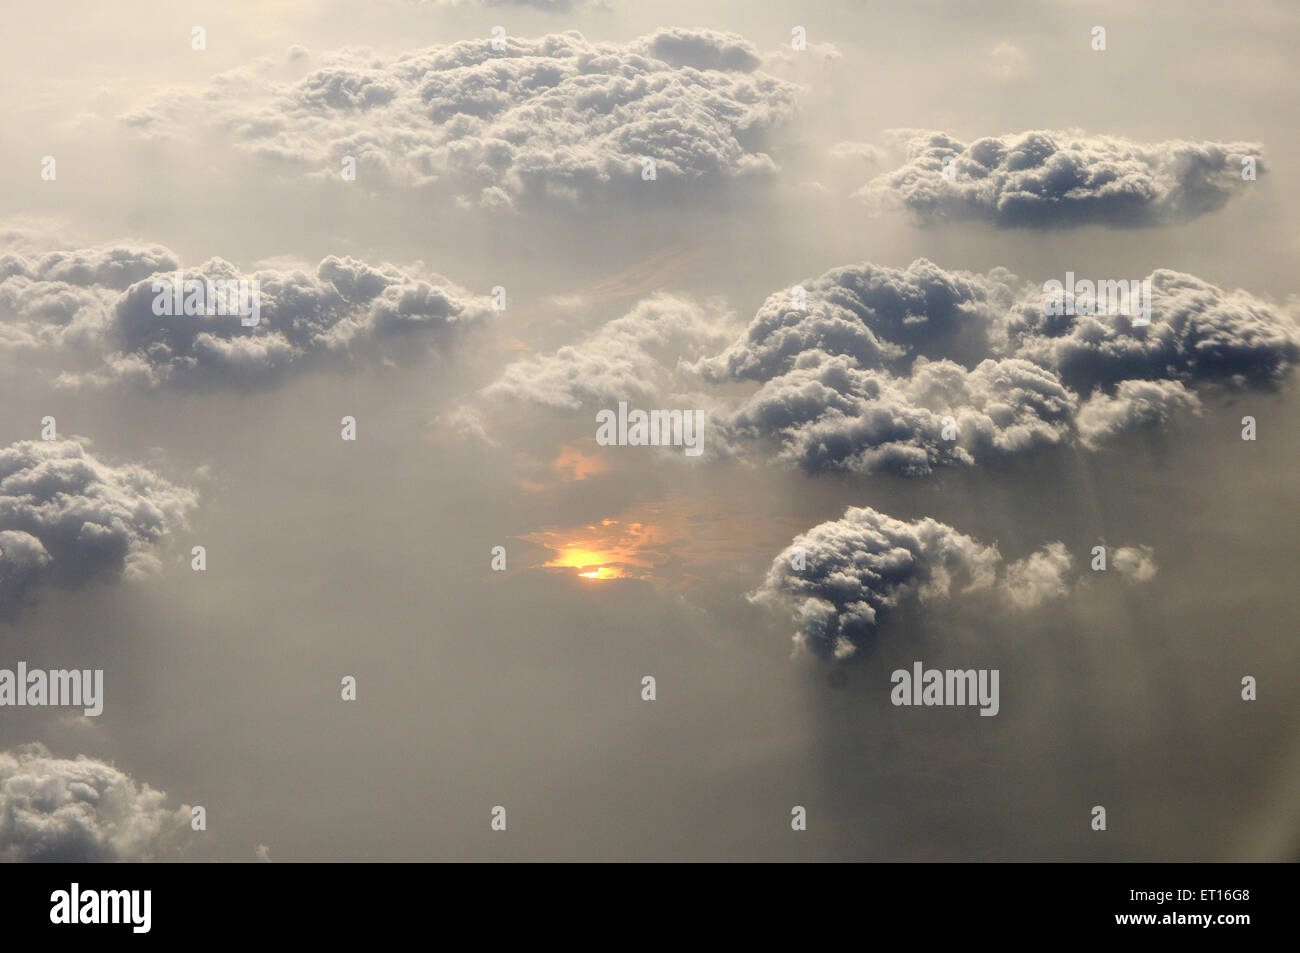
0,439 -> 197,614
0,743 -> 191,862
122,30 -> 800,208
752,507 -> 1156,658
0,239 -> 490,389
859,130 -> 1265,227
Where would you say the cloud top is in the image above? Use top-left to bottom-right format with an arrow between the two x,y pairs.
0,439 -> 197,613
0,743 -> 191,862
753,507 -> 1156,658
859,130 -> 1264,227
124,30 -> 800,207
0,238 -> 490,390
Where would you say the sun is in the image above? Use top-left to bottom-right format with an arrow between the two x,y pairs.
577,567 -> 621,580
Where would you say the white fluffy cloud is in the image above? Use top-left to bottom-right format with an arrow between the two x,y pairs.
1112,545 -> 1159,583
1076,379 -> 1202,448
0,238 -> 491,389
707,259 -> 1298,475
1001,541 -> 1074,609
698,258 -> 1019,382
752,507 -> 1156,658
998,269 -> 1300,393
724,352 -> 1076,477
483,293 -> 734,409
751,506 -> 1002,659
859,130 -> 1264,227
481,256 -> 1298,475
123,30 -> 800,207
0,743 -> 191,862
0,439 -> 197,612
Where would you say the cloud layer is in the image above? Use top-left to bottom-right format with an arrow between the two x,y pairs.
0,743 -> 190,862
859,130 -> 1264,227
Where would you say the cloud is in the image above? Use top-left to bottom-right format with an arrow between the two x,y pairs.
987,42 -> 1031,83
998,269 -> 1300,393
0,238 -> 491,389
0,240 -> 181,351
0,743 -> 191,861
1076,379 -> 1202,448
0,439 -> 197,614
859,130 -> 1265,227
479,256 -> 1297,474
723,352 -> 1076,477
122,30 -> 800,207
750,506 -> 1002,659
752,507 -> 1156,658
707,259 -> 1298,474
1001,541 -> 1073,608
1112,545 -> 1158,583
697,258 -> 1019,382
483,293 -> 734,410
830,141 -> 886,167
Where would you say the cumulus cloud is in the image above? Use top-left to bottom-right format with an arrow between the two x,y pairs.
1112,545 -> 1159,583
0,241 -> 181,351
724,352 -> 1076,477
0,239 -> 490,389
1001,541 -> 1074,608
122,30 -> 800,207
752,507 -> 1156,658
698,258 -> 1019,382
479,255 -> 1296,474
705,259 -> 1298,474
0,439 -> 197,613
483,293 -> 734,409
859,130 -> 1265,227
1076,379 -> 1202,447
998,269 -> 1300,393
750,506 -> 1002,659
0,743 -> 191,861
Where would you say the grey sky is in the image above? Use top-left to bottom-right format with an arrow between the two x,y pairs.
0,0 -> 1296,861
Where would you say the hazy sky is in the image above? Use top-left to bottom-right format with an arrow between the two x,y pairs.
0,0 -> 1296,861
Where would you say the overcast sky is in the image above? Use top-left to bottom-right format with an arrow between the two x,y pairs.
0,0 -> 1297,861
